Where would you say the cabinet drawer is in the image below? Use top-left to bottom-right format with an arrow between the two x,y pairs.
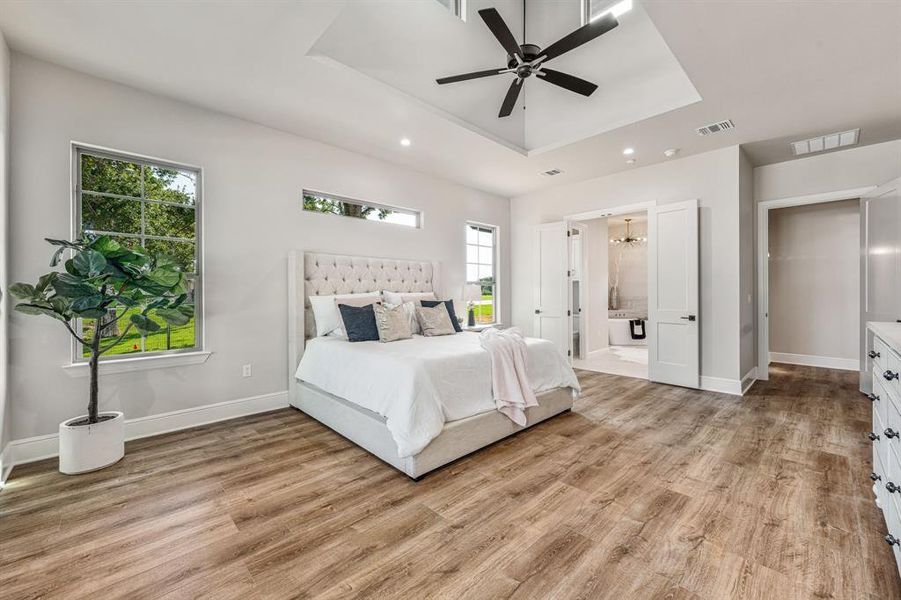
873,335 -> 891,372
873,375 -> 890,433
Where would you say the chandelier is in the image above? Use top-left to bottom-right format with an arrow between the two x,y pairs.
610,218 -> 646,245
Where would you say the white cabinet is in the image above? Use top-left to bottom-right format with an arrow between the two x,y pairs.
868,322 -> 901,575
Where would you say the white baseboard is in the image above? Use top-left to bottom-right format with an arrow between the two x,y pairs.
741,367 -> 758,395
6,390 -> 289,470
769,352 -> 859,371
700,375 -> 743,396
1,443 -> 12,486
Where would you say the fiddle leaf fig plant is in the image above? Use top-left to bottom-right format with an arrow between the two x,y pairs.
9,236 -> 194,425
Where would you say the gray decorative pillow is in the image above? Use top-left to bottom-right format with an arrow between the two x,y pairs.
416,304 -> 456,337
373,302 -> 413,343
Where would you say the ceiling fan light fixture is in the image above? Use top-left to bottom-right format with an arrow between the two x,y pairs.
400,138 -> 412,147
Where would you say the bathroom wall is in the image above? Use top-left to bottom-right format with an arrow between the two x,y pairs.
768,199 -> 860,367
607,214 -> 648,315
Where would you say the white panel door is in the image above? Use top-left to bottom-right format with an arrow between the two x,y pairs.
648,199 -> 699,388
533,222 -> 569,357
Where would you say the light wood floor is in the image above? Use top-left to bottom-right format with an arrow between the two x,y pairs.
2,364 -> 899,599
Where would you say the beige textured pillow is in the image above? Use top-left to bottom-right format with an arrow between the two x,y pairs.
373,303 -> 413,343
416,304 -> 456,337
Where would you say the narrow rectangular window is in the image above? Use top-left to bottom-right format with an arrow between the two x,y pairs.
73,145 -> 202,361
302,190 -> 420,228
434,0 -> 465,19
466,223 -> 497,325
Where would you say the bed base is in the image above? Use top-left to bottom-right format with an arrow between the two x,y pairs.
291,382 -> 575,479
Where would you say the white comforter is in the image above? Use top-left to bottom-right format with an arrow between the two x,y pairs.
295,332 -> 580,458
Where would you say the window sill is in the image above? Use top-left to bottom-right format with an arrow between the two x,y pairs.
62,351 -> 212,378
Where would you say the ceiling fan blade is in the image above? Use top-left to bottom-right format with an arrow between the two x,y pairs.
539,13 -> 618,63
436,68 -> 506,85
478,8 -> 524,60
536,68 -> 598,96
498,78 -> 523,118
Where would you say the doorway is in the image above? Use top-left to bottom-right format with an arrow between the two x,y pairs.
569,212 -> 649,379
756,185 -> 875,381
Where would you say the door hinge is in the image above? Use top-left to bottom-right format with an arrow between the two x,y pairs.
567,270 -> 571,277
567,350 -> 571,356
567,230 -> 571,237
567,310 -> 571,316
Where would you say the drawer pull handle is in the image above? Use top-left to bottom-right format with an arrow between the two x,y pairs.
869,432 -> 881,441
884,370 -> 899,381
885,428 -> 899,439
869,394 -> 880,402
886,534 -> 900,547
872,472 -> 883,481
870,350 -> 882,359
887,482 -> 900,493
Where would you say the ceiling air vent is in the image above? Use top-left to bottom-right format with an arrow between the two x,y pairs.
695,119 -> 735,136
791,128 -> 859,156
540,168 -> 564,177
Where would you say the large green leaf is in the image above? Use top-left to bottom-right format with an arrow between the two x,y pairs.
44,238 -> 82,249
155,307 -> 191,327
71,294 -> 105,313
89,235 -> 121,255
145,267 -> 181,288
73,250 -> 108,277
35,272 -> 58,295
8,283 -> 36,300
15,303 -> 68,322
52,273 -> 98,298
50,246 -> 66,267
130,313 -> 161,334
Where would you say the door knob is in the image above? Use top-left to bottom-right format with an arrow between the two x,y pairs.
887,534 -> 900,547
871,472 -> 883,481
885,428 -> 899,439
534,309 -> 542,314
869,394 -> 880,402
679,315 -> 696,321
885,370 -> 899,381
869,432 -> 880,441
869,350 -> 881,359
887,482 -> 900,494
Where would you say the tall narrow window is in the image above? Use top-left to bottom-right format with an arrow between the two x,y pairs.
465,223 -> 497,324
73,145 -> 202,360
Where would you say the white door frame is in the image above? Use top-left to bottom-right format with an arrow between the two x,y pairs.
756,185 -> 876,380
568,221 -> 588,360
566,201 -> 657,223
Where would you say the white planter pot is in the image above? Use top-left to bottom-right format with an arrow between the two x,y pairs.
58,411 -> 125,475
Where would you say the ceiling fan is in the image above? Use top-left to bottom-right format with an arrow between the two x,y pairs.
436,7 -> 619,118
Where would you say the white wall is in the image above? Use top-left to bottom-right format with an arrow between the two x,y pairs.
768,199 -> 859,362
583,217 -> 608,353
738,148 -> 755,378
8,54 -> 511,440
754,139 -> 901,202
512,145 -> 743,381
0,31 -> 10,478
607,216 -> 647,313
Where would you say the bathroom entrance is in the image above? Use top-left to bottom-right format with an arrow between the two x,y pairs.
567,209 -> 649,380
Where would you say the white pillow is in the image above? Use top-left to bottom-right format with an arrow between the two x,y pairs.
309,292 -> 382,337
383,291 -> 436,306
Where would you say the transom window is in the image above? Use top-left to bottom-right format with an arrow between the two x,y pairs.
303,190 -> 420,228
466,223 -> 497,324
73,145 -> 202,360
583,0 -> 632,24
434,0 -> 464,19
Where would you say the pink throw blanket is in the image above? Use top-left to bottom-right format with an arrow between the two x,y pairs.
479,327 -> 538,426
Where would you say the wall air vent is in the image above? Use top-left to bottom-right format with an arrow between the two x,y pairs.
540,168 -> 564,176
695,119 -> 735,136
791,128 -> 859,156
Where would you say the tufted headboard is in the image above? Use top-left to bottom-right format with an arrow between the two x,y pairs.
287,251 -> 440,400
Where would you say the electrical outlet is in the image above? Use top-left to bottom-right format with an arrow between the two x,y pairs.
242,364 -> 252,378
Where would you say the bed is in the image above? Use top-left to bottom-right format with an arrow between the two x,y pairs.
287,250 -> 579,479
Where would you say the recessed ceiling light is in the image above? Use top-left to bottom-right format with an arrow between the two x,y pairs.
400,138 -> 411,147
664,148 -> 679,158
626,159 -> 636,165
622,148 -> 634,156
